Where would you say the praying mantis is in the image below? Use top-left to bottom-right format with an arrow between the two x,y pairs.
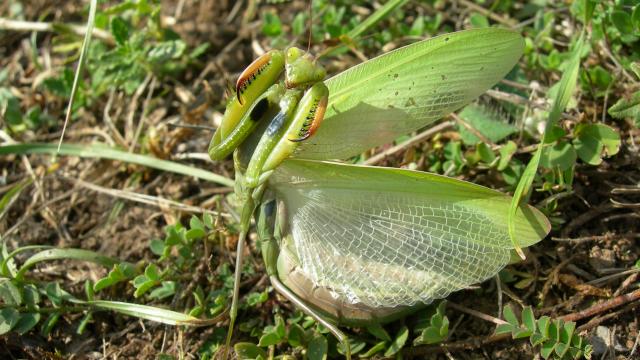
208,28 -> 551,358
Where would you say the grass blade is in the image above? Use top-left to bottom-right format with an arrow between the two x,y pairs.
16,248 -> 119,280
508,33 -> 585,257
80,300 -> 224,326
58,0 -> 97,150
346,0 -> 409,40
0,143 -> 234,187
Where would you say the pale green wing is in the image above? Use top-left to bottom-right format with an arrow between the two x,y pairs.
293,28 -> 524,160
269,159 -> 549,307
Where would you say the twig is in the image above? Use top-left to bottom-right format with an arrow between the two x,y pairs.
57,0 -> 98,151
561,288 -> 640,323
129,76 -> 157,152
448,302 -> 507,325
458,0 -> 517,27
450,112 -> 495,146
364,120 -> 455,165
0,18 -> 112,43
64,177 -> 231,218
552,232 -> 640,243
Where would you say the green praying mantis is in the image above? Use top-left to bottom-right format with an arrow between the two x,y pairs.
207,28 -> 551,358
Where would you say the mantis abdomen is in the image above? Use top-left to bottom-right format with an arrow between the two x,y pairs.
277,242 -> 419,326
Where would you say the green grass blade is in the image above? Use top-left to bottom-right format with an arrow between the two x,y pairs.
81,300 -> 223,326
507,33 -> 585,257
346,0 -> 409,40
0,143 -> 234,187
16,248 -> 119,280
1,245 -> 54,278
58,0 -> 97,150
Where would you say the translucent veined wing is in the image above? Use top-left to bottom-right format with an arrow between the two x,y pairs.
293,28 -> 524,160
269,159 -> 550,307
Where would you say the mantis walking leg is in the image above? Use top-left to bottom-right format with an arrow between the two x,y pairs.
270,275 -> 352,360
225,196 -> 256,354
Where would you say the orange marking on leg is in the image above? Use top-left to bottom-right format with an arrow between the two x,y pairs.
289,95 -> 328,142
236,52 -> 272,105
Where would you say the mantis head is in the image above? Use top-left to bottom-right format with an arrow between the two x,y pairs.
284,47 -> 326,89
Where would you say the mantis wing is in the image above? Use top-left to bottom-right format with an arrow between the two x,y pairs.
269,159 -> 550,308
293,28 -> 524,160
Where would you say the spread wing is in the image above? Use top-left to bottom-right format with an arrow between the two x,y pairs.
270,159 -> 550,307
293,28 -> 524,160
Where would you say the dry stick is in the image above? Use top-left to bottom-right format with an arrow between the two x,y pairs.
407,289 -> 640,357
103,90 -> 128,148
0,18 -> 113,43
57,0 -> 97,151
552,233 -> 640,243
458,0 -> 517,27
129,76 -> 158,153
450,112 -> 495,146
447,302 -> 507,325
363,120 -> 455,165
65,177 -> 231,218
562,288 -> 640,323
125,74 -> 152,146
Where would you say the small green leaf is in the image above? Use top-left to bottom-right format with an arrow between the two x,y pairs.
40,312 -> 60,336
384,325 -> 408,357
573,123 -> 621,165
521,307 -> 536,332
0,279 -> 22,306
258,331 -> 282,347
537,316 -> 551,336
458,104 -> 516,145
287,323 -> 306,347
540,340 -> 556,359
530,333 -> 546,347
367,322 -> 391,341
110,17 -> 129,45
145,264 -> 160,281
133,279 -> 157,298
23,284 -> 39,309
497,141 -> 517,171
560,321 -> 576,343
610,10 -> 634,34
234,342 -> 267,360
45,282 -> 72,306
476,142 -> 496,164
540,140 -> 576,171
307,335 -> 328,360
291,13 -> 306,36
149,281 -> 176,300
245,290 -> 268,307
203,213 -> 214,229
186,228 -> 206,240
609,91 -> 640,126
148,40 -> 186,63
469,13 -> 490,28
76,311 -> 92,335
275,315 -> 286,339
503,305 -> 519,327
14,312 -> 40,335
360,341 -> 387,358
0,308 -> 20,335
262,12 -> 282,37
150,239 -> 165,256
495,323 -> 515,335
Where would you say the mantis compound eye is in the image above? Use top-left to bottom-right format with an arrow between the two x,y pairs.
284,47 -> 326,89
